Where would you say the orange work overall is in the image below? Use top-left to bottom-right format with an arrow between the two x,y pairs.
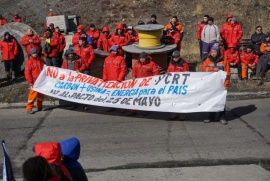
26,88 -> 45,111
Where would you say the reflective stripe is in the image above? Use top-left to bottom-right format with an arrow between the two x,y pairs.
27,100 -> 34,103
37,98 -> 43,101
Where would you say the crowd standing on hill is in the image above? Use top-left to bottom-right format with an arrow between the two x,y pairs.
0,12 -> 270,120
1,10 -> 270,181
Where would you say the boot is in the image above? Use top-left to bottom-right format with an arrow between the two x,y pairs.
12,71 -> 17,81
6,71 -> 11,81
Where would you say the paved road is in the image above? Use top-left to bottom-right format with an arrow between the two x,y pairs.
0,98 -> 270,180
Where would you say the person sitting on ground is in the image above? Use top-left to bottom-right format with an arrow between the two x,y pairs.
86,23 -> 100,49
97,26 -> 111,52
130,52 -> 160,116
201,45 -> 230,125
253,32 -> 270,80
60,137 -> 88,181
24,48 -> 46,114
34,142 -> 72,181
0,14 -> 8,26
21,28 -> 41,57
146,14 -> 159,24
251,26 -> 266,57
166,50 -> 189,121
240,45 -> 259,82
11,12 -> 22,22
22,156 -> 61,181
224,45 -> 241,79
0,31 -> 19,81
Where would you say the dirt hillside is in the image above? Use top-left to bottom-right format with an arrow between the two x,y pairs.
0,0 -> 270,103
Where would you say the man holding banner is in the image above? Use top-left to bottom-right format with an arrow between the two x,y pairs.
201,44 -> 230,125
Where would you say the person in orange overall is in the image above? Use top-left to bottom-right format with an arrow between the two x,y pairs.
24,48 -> 46,114
97,26 -> 111,52
109,23 -> 128,56
240,45 -> 259,82
130,52 -> 160,116
0,14 -> 8,26
167,50 -> 189,120
164,16 -> 184,40
201,45 -> 230,125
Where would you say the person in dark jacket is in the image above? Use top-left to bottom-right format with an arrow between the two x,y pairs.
146,14 -> 159,24
22,156 -> 61,181
251,26 -> 265,56
60,137 -> 88,181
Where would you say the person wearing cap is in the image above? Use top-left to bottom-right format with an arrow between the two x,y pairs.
224,44 -> 241,79
43,23 -> 55,40
201,17 -> 220,63
48,9 -> 53,16
197,15 -> 209,59
11,13 -> 22,22
0,14 -> 8,26
201,45 -> 230,125
222,17 -> 243,50
102,45 -> 127,112
167,50 -> 189,120
220,14 -> 233,50
251,26 -> 266,56
147,14 -> 159,24
240,45 -> 259,82
97,26 -> 111,52
130,52 -> 160,115
74,37 -> 95,75
21,28 -> 41,57
0,32 -> 19,80
42,28 -> 60,67
62,48 -> 87,110
24,48 -> 46,114
166,27 -> 181,51
109,23 -> 128,56
53,26 -> 66,66
253,33 -> 270,81
102,45 -> 127,82
126,26 -> 139,43
72,24 -> 85,46
86,24 -> 100,49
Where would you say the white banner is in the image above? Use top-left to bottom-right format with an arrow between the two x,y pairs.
33,66 -> 227,113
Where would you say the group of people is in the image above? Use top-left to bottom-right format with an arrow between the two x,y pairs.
0,13 -> 22,26
0,12 -> 269,125
22,137 -> 88,181
197,14 -> 270,82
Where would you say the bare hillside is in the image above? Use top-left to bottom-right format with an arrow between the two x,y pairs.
1,0 -> 270,59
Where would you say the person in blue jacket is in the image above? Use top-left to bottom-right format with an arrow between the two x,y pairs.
80,31 -> 94,48
60,137 -> 88,181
